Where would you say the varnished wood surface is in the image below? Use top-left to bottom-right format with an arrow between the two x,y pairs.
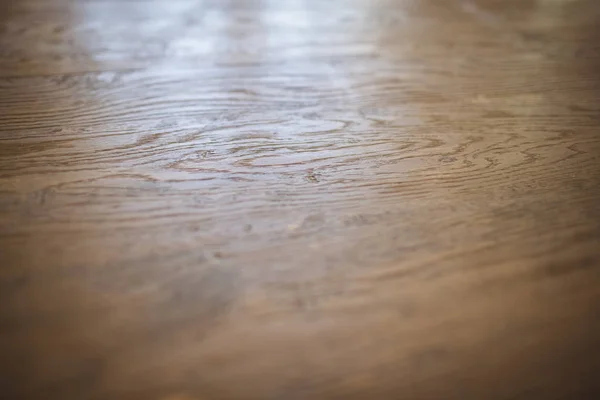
1,0 -> 600,399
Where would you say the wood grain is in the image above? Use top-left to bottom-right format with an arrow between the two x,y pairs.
1,0 -> 600,399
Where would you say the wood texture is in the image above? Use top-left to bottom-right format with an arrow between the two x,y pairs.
1,0 -> 600,399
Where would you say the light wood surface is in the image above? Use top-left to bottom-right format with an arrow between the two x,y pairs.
1,0 -> 600,399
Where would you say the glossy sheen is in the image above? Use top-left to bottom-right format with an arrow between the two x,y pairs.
1,0 -> 600,399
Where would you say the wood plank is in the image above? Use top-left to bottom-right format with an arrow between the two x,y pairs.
1,0 -> 600,399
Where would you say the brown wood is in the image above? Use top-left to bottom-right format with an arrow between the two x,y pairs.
1,0 -> 600,399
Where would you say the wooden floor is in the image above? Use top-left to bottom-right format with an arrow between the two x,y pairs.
1,0 -> 600,399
